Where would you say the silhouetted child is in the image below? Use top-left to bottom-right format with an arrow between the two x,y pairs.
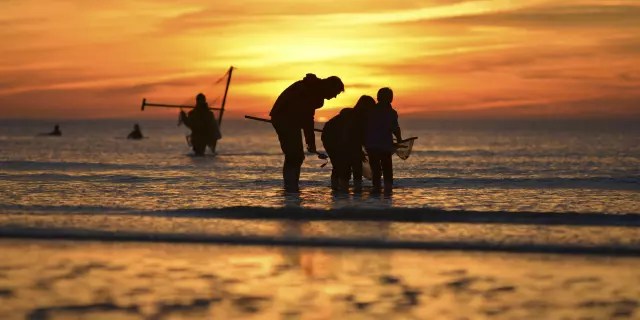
127,124 -> 143,140
364,88 -> 402,194
321,95 -> 374,191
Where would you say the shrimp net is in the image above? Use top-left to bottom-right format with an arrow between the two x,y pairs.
362,137 -> 417,180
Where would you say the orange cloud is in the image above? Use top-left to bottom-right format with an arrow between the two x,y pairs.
0,0 -> 639,119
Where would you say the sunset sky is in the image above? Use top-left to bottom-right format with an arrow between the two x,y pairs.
1,0 -> 638,120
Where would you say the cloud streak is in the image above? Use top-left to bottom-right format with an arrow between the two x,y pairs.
0,0 -> 639,119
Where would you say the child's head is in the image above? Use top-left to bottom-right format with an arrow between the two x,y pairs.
377,87 -> 393,104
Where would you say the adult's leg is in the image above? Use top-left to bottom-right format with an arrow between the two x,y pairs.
330,167 -> 340,190
208,139 -> 218,154
381,152 -> 394,194
346,150 -> 363,191
367,150 -> 382,193
323,144 -> 340,190
331,157 -> 348,191
273,122 -> 304,192
191,134 -> 206,156
350,150 -> 363,183
329,158 -> 342,190
337,156 -> 351,192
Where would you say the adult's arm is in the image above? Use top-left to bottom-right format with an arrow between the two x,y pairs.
302,111 -> 316,153
180,110 -> 190,128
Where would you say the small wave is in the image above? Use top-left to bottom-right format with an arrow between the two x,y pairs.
394,176 -> 640,191
1,226 -> 638,257
217,152 -> 283,157
0,160 -> 194,172
148,206 -> 640,227
410,149 -> 640,160
3,205 -> 638,227
0,172 -> 189,184
0,204 -> 134,214
412,150 -> 498,157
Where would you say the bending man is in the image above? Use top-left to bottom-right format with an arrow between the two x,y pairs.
270,73 -> 344,192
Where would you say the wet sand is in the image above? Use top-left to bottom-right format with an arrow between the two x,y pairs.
0,239 -> 638,320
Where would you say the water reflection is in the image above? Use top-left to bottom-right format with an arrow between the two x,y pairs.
282,192 -> 302,208
2,234 -> 640,319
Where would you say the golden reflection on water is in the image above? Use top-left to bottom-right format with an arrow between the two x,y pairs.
0,240 -> 638,319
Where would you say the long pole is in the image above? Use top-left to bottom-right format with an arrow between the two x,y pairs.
211,67 -> 233,154
140,99 -> 221,111
244,115 -> 323,132
244,115 -> 417,142
218,66 -> 233,128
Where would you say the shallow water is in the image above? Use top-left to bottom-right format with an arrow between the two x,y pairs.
1,119 -> 638,214
1,119 -> 639,319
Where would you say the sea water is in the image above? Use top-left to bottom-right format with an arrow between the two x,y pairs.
1,118 -> 639,319
1,119 -> 638,214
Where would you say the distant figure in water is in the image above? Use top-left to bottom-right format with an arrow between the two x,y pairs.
364,88 -> 402,195
180,93 -> 221,156
321,95 -> 374,192
127,124 -> 143,140
48,125 -> 61,136
270,73 -> 345,192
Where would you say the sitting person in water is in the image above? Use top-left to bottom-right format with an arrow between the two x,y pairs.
48,125 -> 61,136
127,124 -> 144,140
321,95 -> 374,191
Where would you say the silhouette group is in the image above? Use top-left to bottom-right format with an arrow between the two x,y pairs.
270,73 -> 402,195
35,73 -> 404,195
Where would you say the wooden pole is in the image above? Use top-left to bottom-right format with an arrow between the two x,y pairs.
212,66 -> 233,153
244,115 -> 323,132
244,115 -> 417,142
140,99 -> 221,111
218,66 -> 233,128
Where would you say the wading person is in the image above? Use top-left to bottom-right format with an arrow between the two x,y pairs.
364,88 -> 402,195
180,93 -> 221,156
270,73 -> 344,192
321,95 -> 374,192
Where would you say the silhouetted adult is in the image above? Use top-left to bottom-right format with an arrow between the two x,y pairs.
321,95 -> 374,191
127,124 -> 144,140
180,93 -> 221,156
364,88 -> 402,194
270,73 -> 345,192
49,125 -> 61,136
